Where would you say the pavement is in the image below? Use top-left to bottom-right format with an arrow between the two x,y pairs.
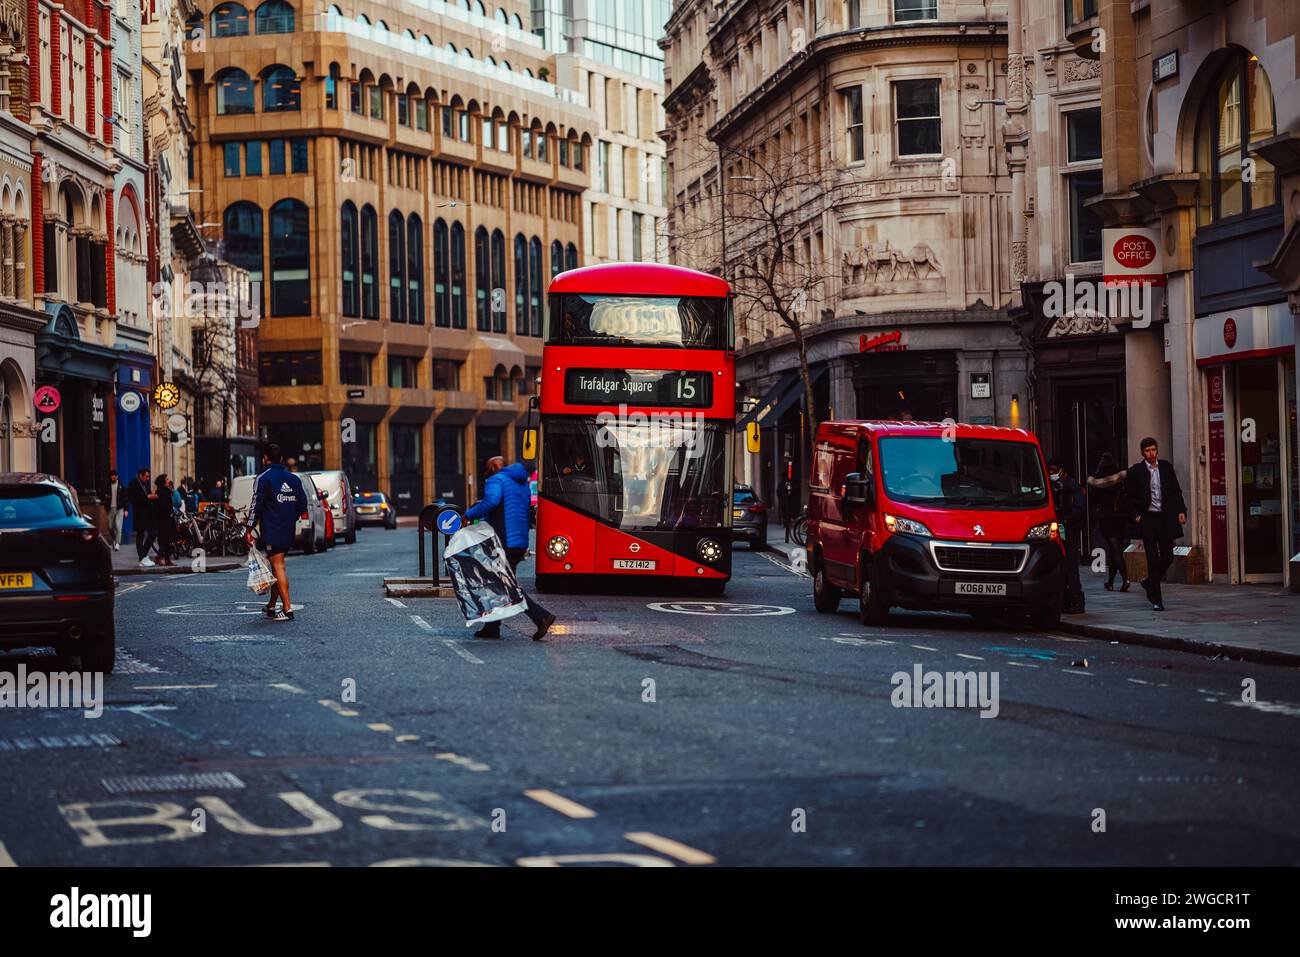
3,524 -> 1298,867
763,528 -> 1300,666
110,540 -> 243,577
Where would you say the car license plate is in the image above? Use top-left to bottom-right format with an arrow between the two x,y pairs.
732,509 -> 744,519
613,559 -> 656,570
358,507 -> 376,513
0,572 -> 33,589
955,582 -> 1006,596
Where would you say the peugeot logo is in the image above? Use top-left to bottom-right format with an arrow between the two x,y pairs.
973,525 -> 986,537
629,542 -> 641,553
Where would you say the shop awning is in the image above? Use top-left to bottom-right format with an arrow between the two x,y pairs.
737,371 -> 798,428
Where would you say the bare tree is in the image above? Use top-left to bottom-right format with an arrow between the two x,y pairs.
668,123 -> 870,470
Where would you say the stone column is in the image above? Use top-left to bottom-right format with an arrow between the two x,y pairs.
1124,327 -> 1170,462
13,222 -> 25,299
0,215 -> 13,298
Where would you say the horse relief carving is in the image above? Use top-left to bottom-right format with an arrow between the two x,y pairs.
841,240 -> 944,294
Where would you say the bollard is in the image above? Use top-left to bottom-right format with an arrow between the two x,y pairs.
417,503 -> 463,582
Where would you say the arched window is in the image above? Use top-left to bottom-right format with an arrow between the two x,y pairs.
496,7 -> 507,23
254,0 -> 294,34
528,236 -> 543,337
565,242 -> 578,272
490,229 -> 506,333
360,204 -> 379,319
433,219 -> 450,327
513,234 -> 527,334
511,13 -> 522,29
450,222 -> 467,328
215,68 -> 254,114
1195,51 -> 1278,226
269,198 -> 309,316
222,202 -> 263,314
325,63 -> 340,110
474,226 -> 490,331
262,65 -> 301,112
340,201 -> 359,317
550,239 -> 563,279
388,210 -> 407,322
407,215 -> 424,325
211,2 -> 249,37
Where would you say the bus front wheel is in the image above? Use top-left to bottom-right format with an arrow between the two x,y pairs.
534,573 -> 557,594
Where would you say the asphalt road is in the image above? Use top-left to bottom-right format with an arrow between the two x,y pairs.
2,526 -> 1298,867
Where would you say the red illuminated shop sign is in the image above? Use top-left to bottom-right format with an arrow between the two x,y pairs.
859,330 -> 905,353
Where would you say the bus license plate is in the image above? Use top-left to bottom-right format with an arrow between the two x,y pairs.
0,572 -> 33,589
613,559 -> 656,571
955,582 -> 1006,596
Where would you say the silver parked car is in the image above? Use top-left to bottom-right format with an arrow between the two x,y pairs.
306,469 -> 358,544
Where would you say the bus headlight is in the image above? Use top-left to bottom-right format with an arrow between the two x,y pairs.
697,538 -> 722,562
546,535 -> 570,559
1026,521 -> 1059,541
883,514 -> 931,537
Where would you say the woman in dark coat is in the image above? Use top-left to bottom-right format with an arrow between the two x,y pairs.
153,474 -> 177,566
1086,452 -> 1129,590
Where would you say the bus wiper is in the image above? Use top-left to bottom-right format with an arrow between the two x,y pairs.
993,490 -> 1047,505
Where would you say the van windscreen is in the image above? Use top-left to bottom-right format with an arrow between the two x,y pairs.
878,437 -> 1048,508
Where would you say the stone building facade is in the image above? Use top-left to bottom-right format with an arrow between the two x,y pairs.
663,0 -> 1026,502
189,0 -> 596,511
0,0 -> 42,472
1066,0 -> 1299,585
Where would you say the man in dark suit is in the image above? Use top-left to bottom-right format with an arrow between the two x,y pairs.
126,466 -> 158,567
1124,437 -> 1186,611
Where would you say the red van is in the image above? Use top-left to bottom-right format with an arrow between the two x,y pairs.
806,421 -> 1064,628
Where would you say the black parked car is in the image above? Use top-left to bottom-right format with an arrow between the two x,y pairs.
353,491 -> 398,529
731,484 -> 769,548
0,473 -> 114,672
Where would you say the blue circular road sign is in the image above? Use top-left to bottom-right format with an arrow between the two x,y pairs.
437,509 -> 463,535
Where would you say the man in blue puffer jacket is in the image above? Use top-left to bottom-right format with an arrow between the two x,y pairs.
464,456 -> 555,640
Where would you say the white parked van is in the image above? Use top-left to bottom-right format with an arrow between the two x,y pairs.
306,470 -> 357,544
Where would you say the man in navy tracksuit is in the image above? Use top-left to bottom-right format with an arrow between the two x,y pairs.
464,456 -> 555,640
246,443 -> 308,621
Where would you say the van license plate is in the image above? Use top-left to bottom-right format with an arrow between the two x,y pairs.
613,559 -> 656,570
955,582 -> 1006,596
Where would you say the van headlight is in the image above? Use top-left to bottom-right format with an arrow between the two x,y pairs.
883,514 -> 931,537
546,535 -> 570,559
697,538 -> 722,562
1025,521 -> 1059,541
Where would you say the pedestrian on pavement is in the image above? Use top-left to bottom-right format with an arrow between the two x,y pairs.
463,455 -> 556,641
1124,437 -> 1186,612
104,469 -> 126,551
1087,452 -> 1130,592
778,476 -> 796,543
153,474 -> 177,566
127,466 -> 158,567
1049,460 -> 1086,614
245,444 -> 308,622
210,477 -> 227,504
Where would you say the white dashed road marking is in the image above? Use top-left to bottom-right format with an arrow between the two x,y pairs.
385,597 -> 408,608
624,832 -> 716,865
524,789 -> 597,819
0,841 -> 16,867
955,653 -> 984,661
442,640 -> 485,665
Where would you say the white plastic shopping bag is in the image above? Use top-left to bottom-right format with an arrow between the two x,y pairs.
444,524 -> 527,627
246,543 -> 276,596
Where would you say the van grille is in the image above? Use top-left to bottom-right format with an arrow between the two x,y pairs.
931,544 -> 1026,573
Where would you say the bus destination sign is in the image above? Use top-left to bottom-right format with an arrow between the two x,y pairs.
565,368 -> 712,408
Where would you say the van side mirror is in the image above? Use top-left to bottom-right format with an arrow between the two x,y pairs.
842,472 -> 872,505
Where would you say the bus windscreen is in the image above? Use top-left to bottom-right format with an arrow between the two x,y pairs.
543,417 -> 729,531
546,294 -> 732,349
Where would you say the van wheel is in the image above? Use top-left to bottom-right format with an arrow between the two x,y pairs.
345,526 -> 356,544
858,562 -> 890,626
812,566 -> 842,613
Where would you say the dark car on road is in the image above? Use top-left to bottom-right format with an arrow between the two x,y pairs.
731,484 -> 769,548
0,473 -> 115,672
353,491 -> 398,529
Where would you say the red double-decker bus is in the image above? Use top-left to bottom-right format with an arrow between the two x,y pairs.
533,263 -> 735,593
